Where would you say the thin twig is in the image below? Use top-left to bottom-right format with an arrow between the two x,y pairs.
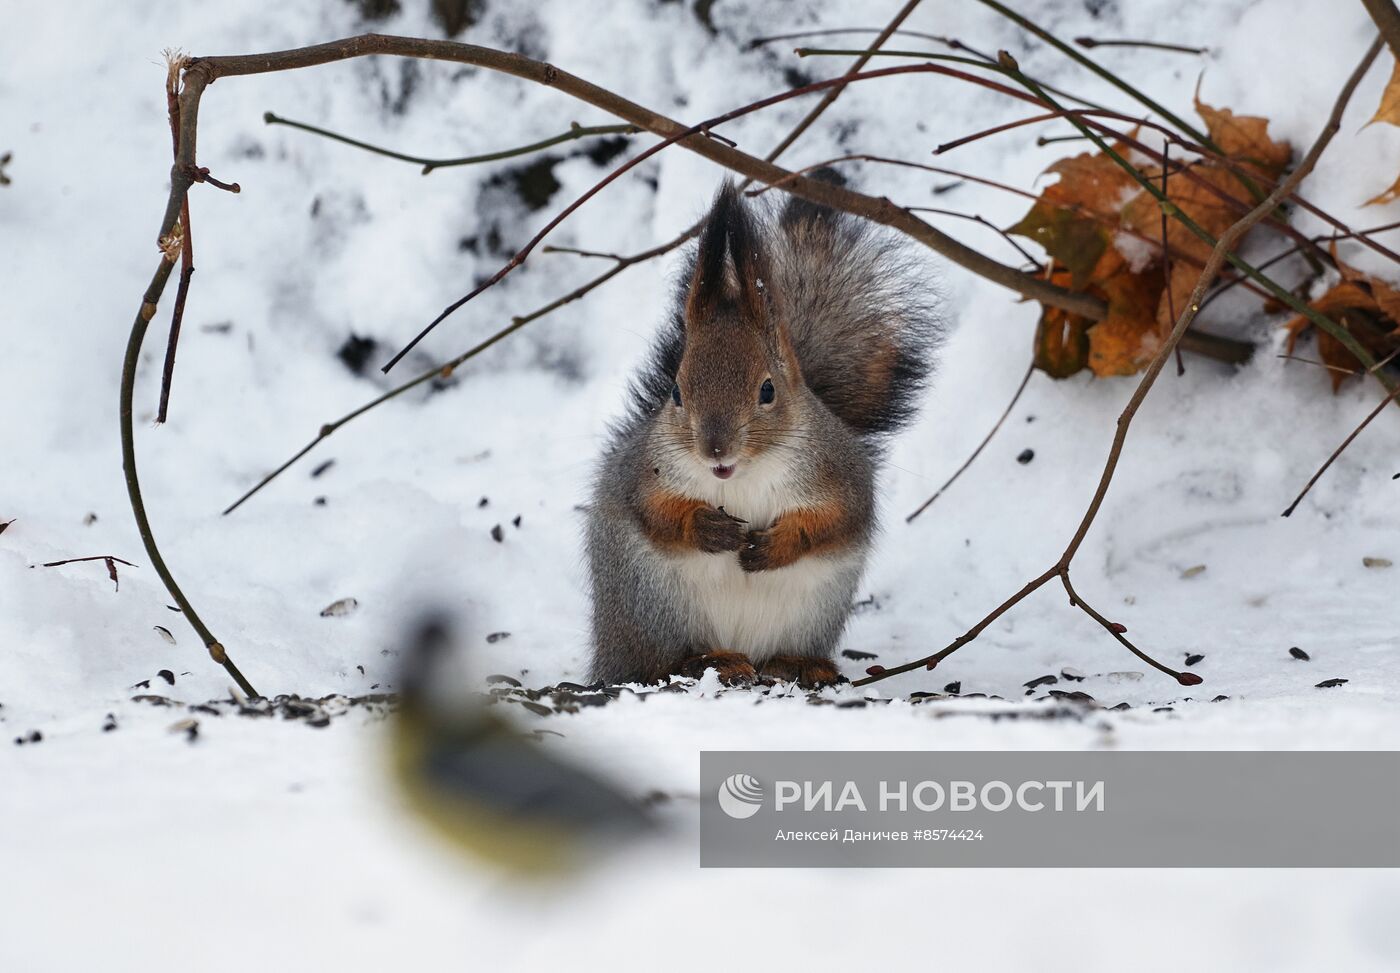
749,23 -> 1105,110
156,54 -> 193,425
40,556 -> 138,568
906,207 -> 1042,266
1074,37 -> 1207,55
748,26 -> 963,50
539,244 -> 629,261
934,106 -> 1151,155
264,112 -> 641,174
124,256 -> 259,695
856,36 -> 1381,688
905,359 -> 1035,522
1276,353 -> 1361,377
1161,141 -> 1184,376
1281,385 -> 1400,517
39,555 -> 137,592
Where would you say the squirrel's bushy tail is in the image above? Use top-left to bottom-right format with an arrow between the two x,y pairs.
773,170 -> 940,436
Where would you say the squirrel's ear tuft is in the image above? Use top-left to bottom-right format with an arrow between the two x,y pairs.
685,182 -> 769,325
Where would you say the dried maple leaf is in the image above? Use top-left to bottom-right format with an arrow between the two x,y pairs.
1033,248 -> 1167,378
1363,59 -> 1400,204
1122,164 -> 1244,330
1084,247 -> 1168,376
1194,94 -> 1292,180
1034,269 -> 1092,377
1017,98 -> 1288,379
1367,57 -> 1400,128
1365,171 -> 1400,207
1283,248 -> 1400,390
1010,150 -> 1139,289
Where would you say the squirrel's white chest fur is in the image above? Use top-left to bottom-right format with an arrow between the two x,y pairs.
661,453 -> 864,659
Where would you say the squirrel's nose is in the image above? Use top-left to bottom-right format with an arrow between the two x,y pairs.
698,419 -> 735,461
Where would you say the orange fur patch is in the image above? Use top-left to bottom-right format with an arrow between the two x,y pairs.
746,502 -> 848,570
639,490 -> 709,547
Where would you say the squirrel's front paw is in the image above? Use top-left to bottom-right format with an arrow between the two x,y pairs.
739,529 -> 784,574
693,505 -> 745,553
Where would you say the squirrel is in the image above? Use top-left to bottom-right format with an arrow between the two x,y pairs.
586,173 -> 937,688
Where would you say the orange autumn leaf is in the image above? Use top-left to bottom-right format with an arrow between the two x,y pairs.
1085,247 -> 1168,377
1010,149 -> 1140,288
1016,98 -> 1290,379
1363,59 -> 1400,204
1367,57 -> 1400,128
1038,150 -> 1141,217
1283,250 -> 1400,390
1034,301 -> 1092,378
1194,95 -> 1292,179
1121,164 -> 1247,329
1033,247 -> 1167,379
1364,171 -> 1400,207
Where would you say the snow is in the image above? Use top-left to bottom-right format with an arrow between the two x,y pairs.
3,0 -> 1400,969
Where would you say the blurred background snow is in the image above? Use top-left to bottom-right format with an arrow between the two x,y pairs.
3,0 -> 1400,969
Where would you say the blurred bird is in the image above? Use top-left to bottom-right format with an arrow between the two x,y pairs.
388,615 -> 652,874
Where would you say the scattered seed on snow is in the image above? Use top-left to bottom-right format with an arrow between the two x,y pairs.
1362,557 -> 1392,569
154,625 -> 176,644
1315,678 -> 1349,689
1180,564 -> 1206,579
319,597 -> 358,617
1289,646 -> 1310,661
1059,667 -> 1085,682
1185,653 -> 1204,667
168,718 -> 199,742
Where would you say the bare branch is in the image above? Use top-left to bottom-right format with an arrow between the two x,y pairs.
905,359 -> 1035,523
1282,385 -> 1400,517
263,112 -> 641,174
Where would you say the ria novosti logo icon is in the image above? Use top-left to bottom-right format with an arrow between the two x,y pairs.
717,773 -> 765,819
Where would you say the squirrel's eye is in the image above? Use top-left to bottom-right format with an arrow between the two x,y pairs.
671,383 -> 682,407
759,378 -> 775,405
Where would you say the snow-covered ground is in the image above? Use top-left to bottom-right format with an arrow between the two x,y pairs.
3,0 -> 1399,969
